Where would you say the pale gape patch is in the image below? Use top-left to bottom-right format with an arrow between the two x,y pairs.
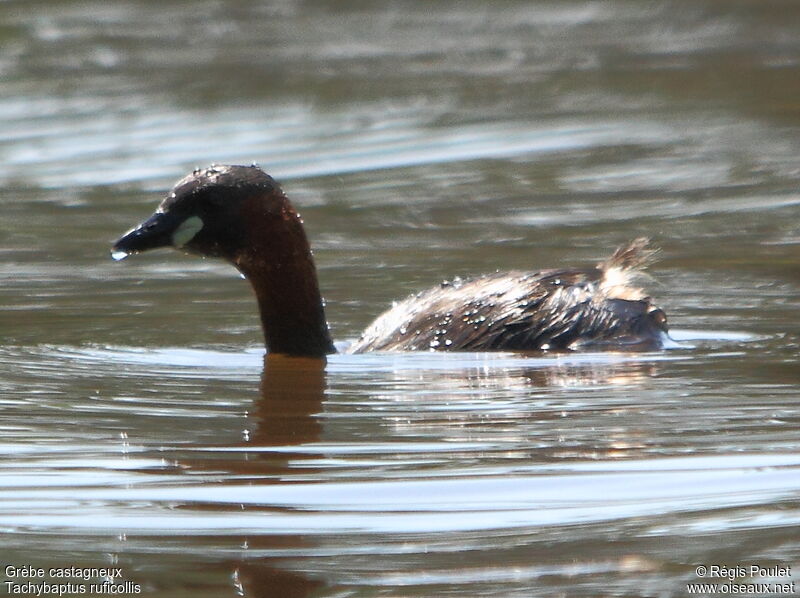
172,215 -> 204,248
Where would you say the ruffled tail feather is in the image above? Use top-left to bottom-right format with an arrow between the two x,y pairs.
601,237 -> 659,272
598,238 -> 660,301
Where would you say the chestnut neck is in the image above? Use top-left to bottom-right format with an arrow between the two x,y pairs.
234,192 -> 336,358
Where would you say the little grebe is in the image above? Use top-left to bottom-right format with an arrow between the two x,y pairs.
112,165 -> 669,357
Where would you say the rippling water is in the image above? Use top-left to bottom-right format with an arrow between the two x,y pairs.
2,1 -> 800,596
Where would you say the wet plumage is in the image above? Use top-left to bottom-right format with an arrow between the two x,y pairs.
113,165 -> 669,358
349,239 -> 667,353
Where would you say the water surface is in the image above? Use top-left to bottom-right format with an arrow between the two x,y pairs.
1,1 -> 799,596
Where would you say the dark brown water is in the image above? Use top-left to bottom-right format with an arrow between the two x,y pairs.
1,1 -> 800,596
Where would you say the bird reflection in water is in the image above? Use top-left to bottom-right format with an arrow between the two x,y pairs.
226,354 -> 330,598
250,354 -> 327,447
222,352 -> 659,597
373,354 -> 660,395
